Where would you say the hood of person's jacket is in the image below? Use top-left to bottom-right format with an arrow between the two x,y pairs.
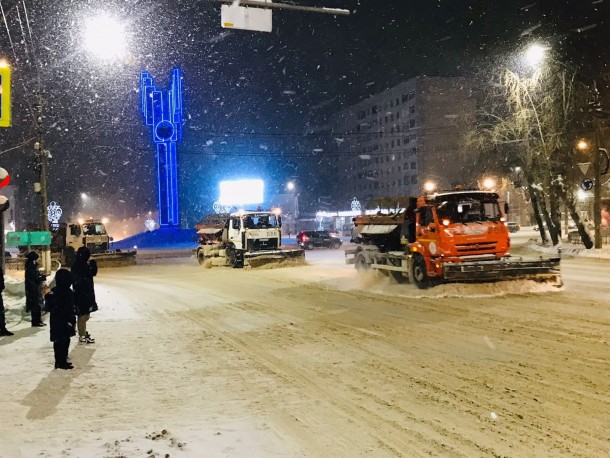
54,268 -> 72,288
76,246 -> 91,262
26,251 -> 39,261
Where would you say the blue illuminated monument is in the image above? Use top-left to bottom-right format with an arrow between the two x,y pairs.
140,68 -> 183,227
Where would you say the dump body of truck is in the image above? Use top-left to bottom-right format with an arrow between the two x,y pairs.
346,191 -> 561,288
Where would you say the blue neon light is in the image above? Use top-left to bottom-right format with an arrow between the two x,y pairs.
140,68 -> 183,227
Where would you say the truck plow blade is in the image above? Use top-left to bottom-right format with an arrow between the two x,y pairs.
442,257 -> 562,286
90,250 -> 137,268
244,249 -> 306,269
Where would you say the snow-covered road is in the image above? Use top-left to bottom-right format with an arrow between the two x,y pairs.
1,244 -> 608,457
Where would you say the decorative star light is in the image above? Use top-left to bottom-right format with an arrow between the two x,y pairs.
350,197 -> 362,212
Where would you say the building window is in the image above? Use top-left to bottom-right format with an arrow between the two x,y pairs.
404,137 -> 410,144
401,93 -> 408,102
409,119 -> 416,129
408,91 -> 415,100
411,175 -> 418,184
411,162 -> 417,170
411,147 -> 418,155
358,110 -> 366,120
409,105 -> 416,114
397,112 -> 400,119
371,105 -> 378,114
395,98 -> 399,106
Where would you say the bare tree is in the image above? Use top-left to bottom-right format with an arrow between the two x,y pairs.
467,60 -> 592,247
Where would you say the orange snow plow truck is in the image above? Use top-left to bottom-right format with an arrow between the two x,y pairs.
345,190 -> 561,288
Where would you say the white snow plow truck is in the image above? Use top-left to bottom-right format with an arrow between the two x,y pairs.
196,209 -> 305,268
346,191 -> 561,288
50,219 -> 137,268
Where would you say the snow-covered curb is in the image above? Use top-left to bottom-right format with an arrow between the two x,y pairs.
526,239 -> 610,259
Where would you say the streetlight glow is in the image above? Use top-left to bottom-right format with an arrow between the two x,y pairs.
424,181 -> 436,193
83,13 -> 128,60
576,139 -> 589,151
286,181 -> 295,191
524,43 -> 548,67
482,178 -> 496,190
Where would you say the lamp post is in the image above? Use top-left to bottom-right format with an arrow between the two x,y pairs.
286,181 -> 298,235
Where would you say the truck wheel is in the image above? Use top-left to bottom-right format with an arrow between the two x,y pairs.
306,242 -> 314,250
197,250 -> 205,265
411,254 -> 430,289
355,252 -> 370,271
226,246 -> 243,268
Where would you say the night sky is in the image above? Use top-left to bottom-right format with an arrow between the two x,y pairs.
0,0 -> 608,226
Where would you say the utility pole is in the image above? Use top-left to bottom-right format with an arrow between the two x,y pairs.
33,97 -> 51,273
590,81 -> 609,249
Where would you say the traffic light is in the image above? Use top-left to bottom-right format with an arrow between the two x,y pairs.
0,64 -> 11,127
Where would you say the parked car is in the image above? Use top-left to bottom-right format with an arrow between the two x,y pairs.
297,230 -> 342,250
507,222 -> 520,233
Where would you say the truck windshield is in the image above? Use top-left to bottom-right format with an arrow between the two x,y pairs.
436,198 -> 501,223
242,214 -> 280,229
82,223 -> 107,235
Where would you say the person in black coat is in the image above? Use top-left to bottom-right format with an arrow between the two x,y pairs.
46,269 -> 76,369
71,247 -> 97,344
0,266 -> 14,336
25,251 -> 47,327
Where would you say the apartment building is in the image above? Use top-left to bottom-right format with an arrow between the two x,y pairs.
327,76 -> 476,206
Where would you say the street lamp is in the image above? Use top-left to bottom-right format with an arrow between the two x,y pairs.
83,13 -> 129,60
423,181 -> 436,193
482,177 -> 496,191
524,43 -> 549,67
286,181 -> 298,235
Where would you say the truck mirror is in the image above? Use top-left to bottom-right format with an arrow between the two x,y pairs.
70,225 -> 81,236
504,203 -> 510,214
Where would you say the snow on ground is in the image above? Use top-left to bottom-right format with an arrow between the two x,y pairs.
0,233 -> 608,457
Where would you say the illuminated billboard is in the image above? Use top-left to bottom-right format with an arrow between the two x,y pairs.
219,179 -> 264,205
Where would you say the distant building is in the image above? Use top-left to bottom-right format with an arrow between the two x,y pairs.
327,76 -> 476,206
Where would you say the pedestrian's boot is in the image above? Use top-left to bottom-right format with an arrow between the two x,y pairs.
0,328 -> 14,336
79,335 -> 94,344
55,362 -> 74,370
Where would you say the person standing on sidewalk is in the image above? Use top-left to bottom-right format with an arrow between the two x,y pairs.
25,251 -> 47,327
46,268 -> 76,370
71,247 -> 97,344
0,266 -> 14,336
